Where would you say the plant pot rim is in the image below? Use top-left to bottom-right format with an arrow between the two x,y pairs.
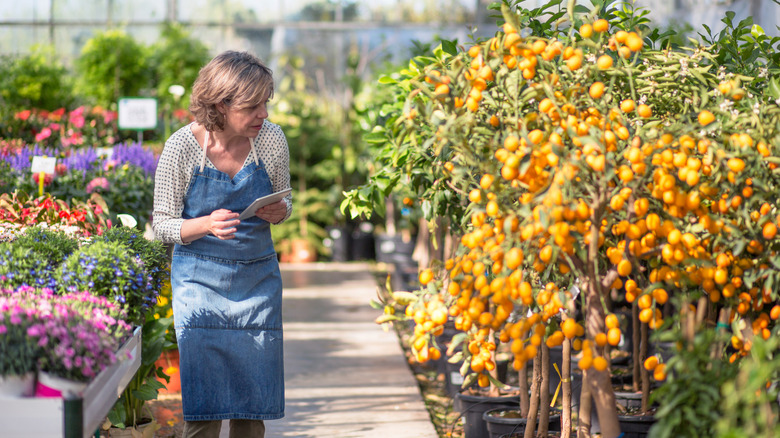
483,407 -> 562,423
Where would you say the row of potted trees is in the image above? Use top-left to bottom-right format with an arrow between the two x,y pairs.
357,1 -> 780,437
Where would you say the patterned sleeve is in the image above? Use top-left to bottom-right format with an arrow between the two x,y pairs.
255,122 -> 293,224
152,129 -> 194,245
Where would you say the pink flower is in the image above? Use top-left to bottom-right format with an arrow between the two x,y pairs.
86,177 -> 109,193
35,127 -> 52,142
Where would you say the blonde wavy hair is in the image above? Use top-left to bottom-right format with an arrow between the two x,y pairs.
189,51 -> 274,132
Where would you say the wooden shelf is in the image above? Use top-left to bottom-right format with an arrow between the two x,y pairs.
0,326 -> 142,438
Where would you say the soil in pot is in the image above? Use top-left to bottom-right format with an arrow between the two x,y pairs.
483,407 -> 561,438
455,390 -> 522,438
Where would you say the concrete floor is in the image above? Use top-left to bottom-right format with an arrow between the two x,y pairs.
152,262 -> 437,438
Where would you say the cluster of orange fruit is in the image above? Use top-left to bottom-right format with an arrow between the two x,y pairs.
401,14 -> 780,387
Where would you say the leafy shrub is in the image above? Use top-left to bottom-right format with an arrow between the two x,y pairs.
101,226 -> 168,292
0,45 -> 75,111
56,240 -> 156,326
0,227 -> 78,289
75,29 -> 150,107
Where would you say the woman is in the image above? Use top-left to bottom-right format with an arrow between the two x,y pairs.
153,50 -> 291,438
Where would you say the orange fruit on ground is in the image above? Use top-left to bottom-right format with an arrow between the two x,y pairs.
698,110 -> 715,126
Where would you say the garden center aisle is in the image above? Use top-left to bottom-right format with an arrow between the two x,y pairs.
232,262 -> 436,438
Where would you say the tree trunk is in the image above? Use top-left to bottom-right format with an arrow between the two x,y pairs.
562,338 -> 572,438
519,361 -> 530,418
584,281 -> 621,437
539,344 -> 551,436
524,347 -> 542,438
632,301 -> 640,392
640,321 -> 650,413
577,371 -> 592,438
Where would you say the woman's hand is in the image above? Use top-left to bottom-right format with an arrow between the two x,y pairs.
208,209 -> 240,240
255,200 -> 286,224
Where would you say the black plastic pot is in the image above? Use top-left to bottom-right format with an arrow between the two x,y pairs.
617,414 -> 656,438
374,233 -> 415,264
454,392 -> 521,438
483,407 -> 561,438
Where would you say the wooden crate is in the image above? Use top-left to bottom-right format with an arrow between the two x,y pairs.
0,326 -> 142,438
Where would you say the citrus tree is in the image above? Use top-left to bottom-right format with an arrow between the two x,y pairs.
352,1 -> 780,437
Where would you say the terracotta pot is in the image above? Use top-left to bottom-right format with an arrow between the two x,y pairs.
289,239 -> 317,263
155,349 -> 181,394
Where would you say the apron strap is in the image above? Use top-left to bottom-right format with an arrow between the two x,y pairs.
200,130 -> 210,172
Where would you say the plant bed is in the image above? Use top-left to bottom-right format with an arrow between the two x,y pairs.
617,413 -> 657,438
0,327 -> 142,438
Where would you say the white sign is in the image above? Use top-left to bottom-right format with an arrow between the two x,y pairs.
118,98 -> 158,130
30,156 -> 57,174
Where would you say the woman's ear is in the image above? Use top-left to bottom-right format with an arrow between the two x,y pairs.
216,101 -> 227,115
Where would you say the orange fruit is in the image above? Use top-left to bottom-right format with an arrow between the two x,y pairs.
593,19 -> 609,33
637,104 -> 652,118
561,318 -> 578,339
607,327 -> 621,346
580,23 -> 594,38
620,99 -> 636,113
615,30 -> 629,44
644,355 -> 659,371
770,305 -> 780,320
419,269 -> 434,285
653,363 -> 667,380
595,332 -> 608,347
698,110 -> 715,126
593,356 -> 608,371
727,158 -> 745,173
578,355 -> 593,370
589,81 -> 605,99
625,32 -> 643,51
605,313 -> 619,330
617,259 -> 633,276
597,54 -> 614,70
652,288 -> 669,305
762,222 -> 777,240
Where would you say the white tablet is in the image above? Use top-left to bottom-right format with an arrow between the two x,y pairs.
238,188 -> 292,220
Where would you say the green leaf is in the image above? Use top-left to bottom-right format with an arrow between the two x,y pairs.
378,75 -> 398,85
441,39 -> 458,56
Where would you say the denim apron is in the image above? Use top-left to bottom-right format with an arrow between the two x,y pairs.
171,132 -> 284,421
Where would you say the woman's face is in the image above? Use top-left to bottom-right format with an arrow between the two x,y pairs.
222,96 -> 269,137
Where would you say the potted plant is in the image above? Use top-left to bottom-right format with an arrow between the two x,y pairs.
0,290 -> 40,397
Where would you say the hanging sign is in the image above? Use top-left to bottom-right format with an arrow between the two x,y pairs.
118,97 -> 158,130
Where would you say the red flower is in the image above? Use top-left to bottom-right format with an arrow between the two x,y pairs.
15,110 -> 31,121
59,210 -> 70,220
32,172 -> 53,186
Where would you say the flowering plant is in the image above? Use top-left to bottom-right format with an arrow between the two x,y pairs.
13,286 -> 131,382
55,240 -> 157,326
2,106 -> 119,149
0,226 -> 79,289
0,191 -> 110,237
0,290 -> 41,376
0,142 -> 157,228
